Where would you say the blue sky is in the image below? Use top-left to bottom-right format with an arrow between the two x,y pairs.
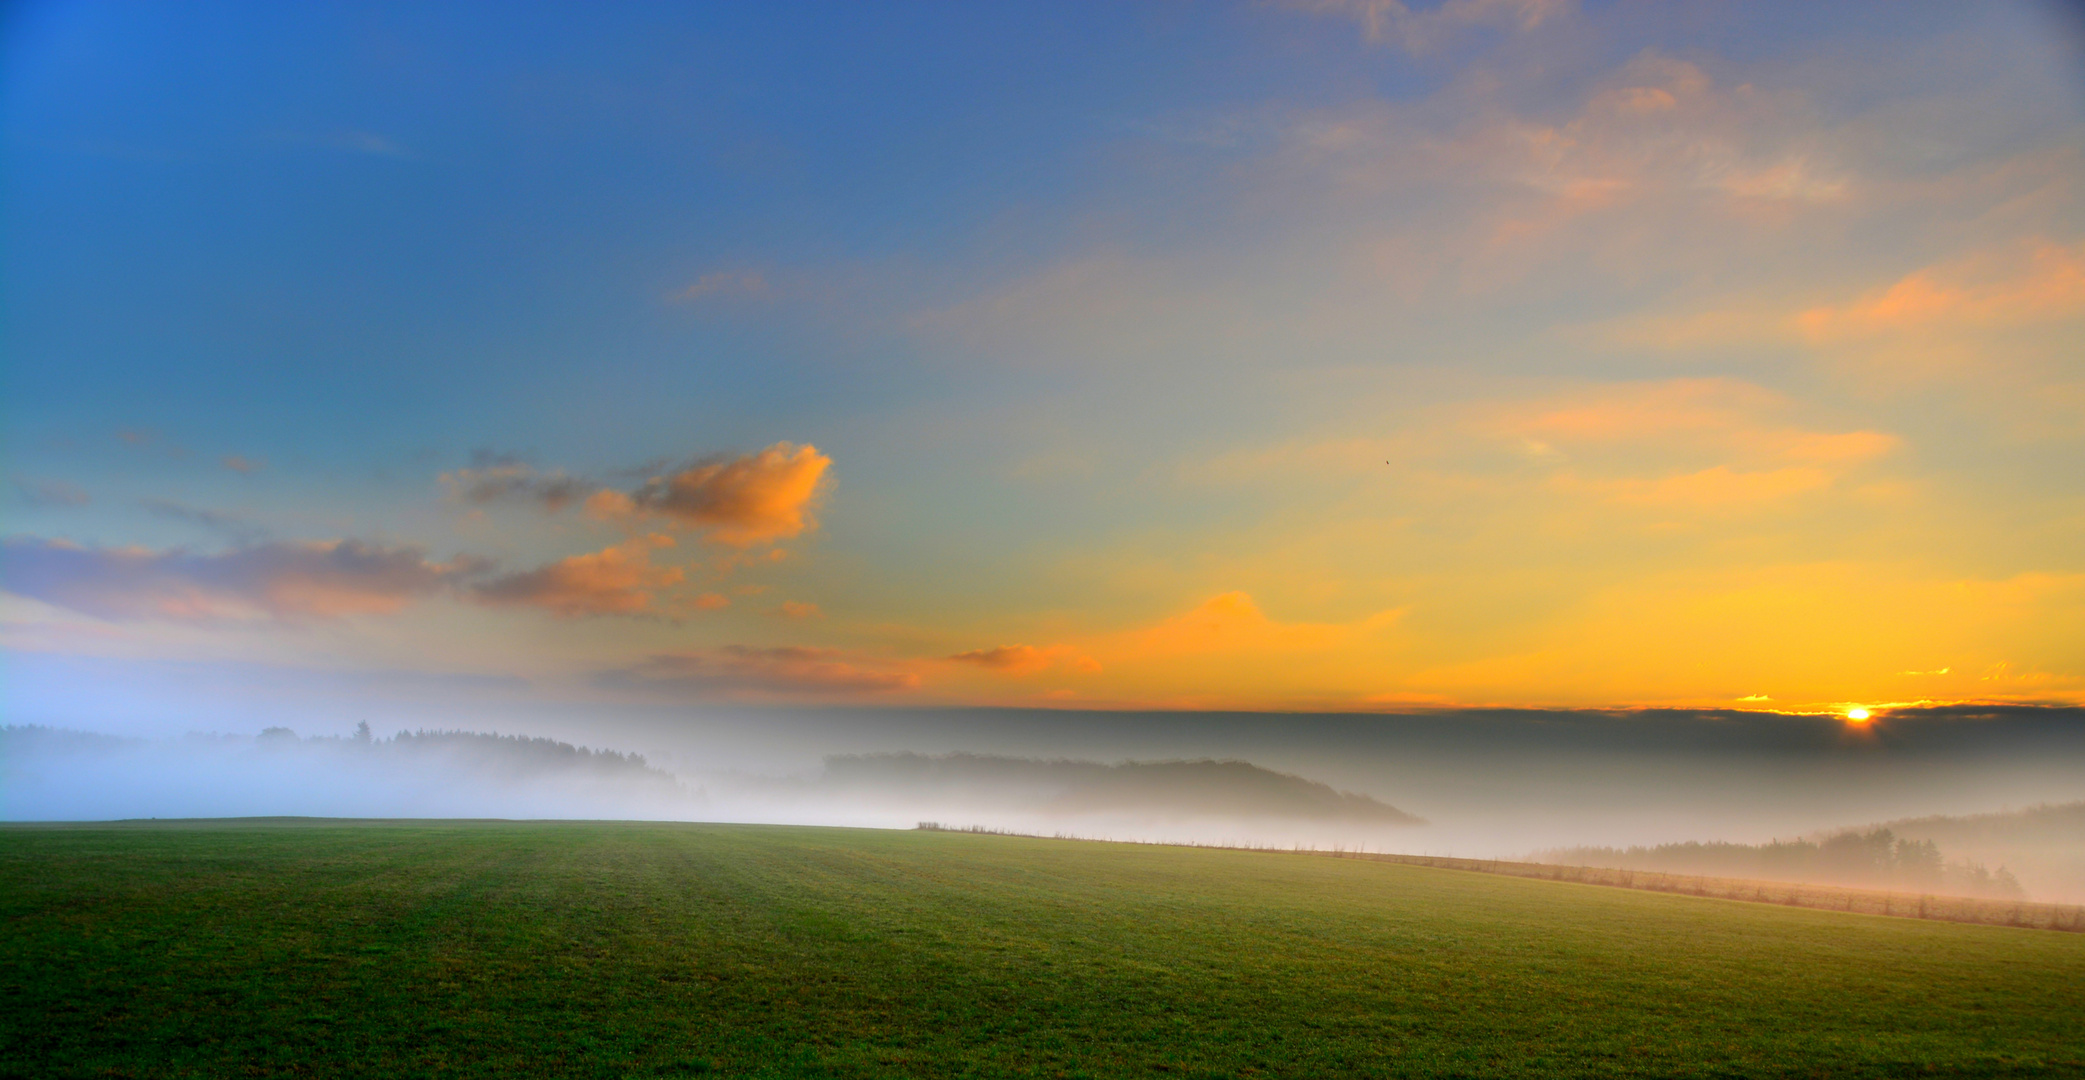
6,0 -> 2085,721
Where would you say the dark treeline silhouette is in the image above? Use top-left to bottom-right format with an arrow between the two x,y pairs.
381,728 -> 663,779
1541,828 -> 2024,899
246,724 -> 671,781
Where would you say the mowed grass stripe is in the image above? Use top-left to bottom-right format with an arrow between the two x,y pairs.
1,821 -> 2079,1079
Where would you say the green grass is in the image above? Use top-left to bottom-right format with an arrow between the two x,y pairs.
2,821 -> 2081,1078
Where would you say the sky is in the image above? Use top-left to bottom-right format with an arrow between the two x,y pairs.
5,0 -> 2085,726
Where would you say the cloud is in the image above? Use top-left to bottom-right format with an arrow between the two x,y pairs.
1123,592 -> 1406,660
141,500 -> 268,544
13,479 -> 89,508
112,428 -> 190,458
776,600 -> 822,619
949,644 -> 1048,671
1797,240 -> 2085,341
598,646 -> 921,699
1496,378 -> 1789,443
440,464 -> 598,512
1193,380 -> 1899,507
1467,379 -> 1902,509
444,443 -> 831,548
471,535 -> 686,618
1293,0 -> 1569,54
948,643 -> 1103,675
915,54 -> 1866,368
673,270 -> 769,302
603,442 -> 832,546
2,537 -> 471,622
1552,464 -> 1835,509
220,455 -> 264,474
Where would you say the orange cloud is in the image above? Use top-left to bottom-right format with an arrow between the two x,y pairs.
1477,379 -> 1900,509
948,643 -> 1102,675
599,646 -> 921,699
1504,379 -> 1786,443
1797,240 -> 2085,340
1555,464 -> 1833,508
602,442 -> 832,547
220,455 -> 263,474
1,536 -> 468,621
1121,591 -> 1405,660
950,643 -> 1048,671
472,535 -> 685,618
442,442 -> 832,549
777,600 -> 822,619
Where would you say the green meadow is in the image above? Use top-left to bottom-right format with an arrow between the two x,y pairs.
2,820 -> 2080,1079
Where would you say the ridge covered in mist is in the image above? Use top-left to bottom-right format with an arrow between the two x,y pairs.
0,727 -> 1427,835
1538,803 -> 2085,902
816,753 -> 1424,824
1537,830 -> 2026,900
0,725 -> 694,822
1872,802 -> 2085,902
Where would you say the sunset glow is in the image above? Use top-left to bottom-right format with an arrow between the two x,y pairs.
6,10 -> 2083,1074
4,1 -> 2082,721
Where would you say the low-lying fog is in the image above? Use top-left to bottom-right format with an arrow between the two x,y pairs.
6,692 -> 2083,900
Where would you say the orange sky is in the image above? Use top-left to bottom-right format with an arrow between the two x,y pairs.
5,1 -> 2083,720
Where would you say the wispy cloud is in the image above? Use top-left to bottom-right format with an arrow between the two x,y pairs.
220,455 -> 265,475
1,537 -> 475,622
1798,239 -> 2085,342
1291,0 -> 1570,54
948,643 -> 1102,675
141,500 -> 268,544
671,270 -> 769,303
444,442 -> 832,548
471,535 -> 686,618
13,478 -> 90,508
598,646 -> 921,699
589,443 -> 833,547
441,464 -> 598,511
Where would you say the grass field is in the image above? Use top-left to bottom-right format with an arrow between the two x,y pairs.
3,821 -> 2082,1078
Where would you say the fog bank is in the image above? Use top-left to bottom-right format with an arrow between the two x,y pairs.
7,676 -> 2084,899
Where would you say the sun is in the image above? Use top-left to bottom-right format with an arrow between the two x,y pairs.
1845,707 -> 1872,724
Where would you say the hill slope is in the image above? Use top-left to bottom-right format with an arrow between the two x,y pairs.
818,752 -> 1423,823
3,820 -> 2079,1078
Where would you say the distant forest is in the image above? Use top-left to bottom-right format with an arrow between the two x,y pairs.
1541,828 -> 2025,899
2,723 -> 686,794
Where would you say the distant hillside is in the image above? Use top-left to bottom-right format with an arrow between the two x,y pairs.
820,753 -> 1424,824
381,728 -> 674,783
1538,805 -> 2085,902
1877,801 -> 2085,850
1,724 -> 693,821
1536,829 -> 2024,899
1872,803 -> 2085,903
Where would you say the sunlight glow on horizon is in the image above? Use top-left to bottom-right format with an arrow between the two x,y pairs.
2,1 -> 2081,718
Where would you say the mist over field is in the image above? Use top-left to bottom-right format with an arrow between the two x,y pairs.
8,654 -> 2083,898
